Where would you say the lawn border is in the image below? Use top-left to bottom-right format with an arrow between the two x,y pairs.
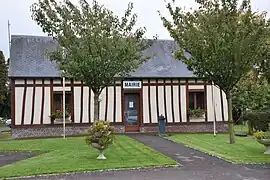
5,164 -> 180,179
163,135 -> 270,166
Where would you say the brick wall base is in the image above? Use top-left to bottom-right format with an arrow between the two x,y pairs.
11,122 -> 227,139
11,125 -> 125,139
140,122 -> 228,133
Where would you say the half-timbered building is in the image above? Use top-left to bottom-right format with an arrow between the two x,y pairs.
9,35 -> 228,138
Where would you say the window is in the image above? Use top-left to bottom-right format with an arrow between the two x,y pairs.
53,92 -> 72,113
188,92 -> 205,110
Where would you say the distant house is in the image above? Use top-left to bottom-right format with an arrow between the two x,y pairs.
8,35 -> 228,138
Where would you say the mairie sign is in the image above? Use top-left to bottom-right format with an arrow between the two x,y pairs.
123,81 -> 142,89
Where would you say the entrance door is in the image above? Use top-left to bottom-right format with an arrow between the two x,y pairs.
124,94 -> 140,132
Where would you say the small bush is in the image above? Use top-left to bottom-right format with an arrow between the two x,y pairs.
85,120 -> 115,150
244,111 -> 270,132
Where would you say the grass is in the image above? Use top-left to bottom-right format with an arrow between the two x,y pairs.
0,135 -> 176,178
167,134 -> 270,164
0,131 -> 11,140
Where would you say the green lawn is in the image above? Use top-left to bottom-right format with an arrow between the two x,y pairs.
0,136 -> 176,178
167,134 -> 270,164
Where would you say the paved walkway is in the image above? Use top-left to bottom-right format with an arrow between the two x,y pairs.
0,151 -> 37,167
9,134 -> 270,180
129,134 -> 232,169
128,134 -> 270,178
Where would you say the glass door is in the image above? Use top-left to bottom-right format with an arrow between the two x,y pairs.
124,94 -> 140,132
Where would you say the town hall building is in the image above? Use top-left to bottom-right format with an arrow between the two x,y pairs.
8,35 -> 228,138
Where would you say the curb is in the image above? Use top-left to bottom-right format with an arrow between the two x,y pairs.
5,164 -> 180,179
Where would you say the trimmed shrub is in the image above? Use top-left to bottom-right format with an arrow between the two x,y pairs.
244,110 -> 270,132
85,120 -> 115,159
85,120 -> 115,150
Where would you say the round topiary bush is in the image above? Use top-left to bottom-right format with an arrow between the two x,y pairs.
85,120 -> 115,159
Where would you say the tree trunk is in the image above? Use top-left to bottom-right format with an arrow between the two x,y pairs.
248,120 -> 253,135
93,93 -> 100,120
226,92 -> 235,144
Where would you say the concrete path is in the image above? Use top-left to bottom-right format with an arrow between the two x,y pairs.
8,134 -> 270,180
0,152 -> 37,167
128,134 -> 270,178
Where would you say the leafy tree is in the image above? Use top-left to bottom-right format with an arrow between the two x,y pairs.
160,0 -> 270,143
0,51 -> 7,104
31,0 -> 152,120
253,38 -> 270,83
0,91 -> 11,119
233,71 -> 270,134
256,59 -> 270,84
233,71 -> 270,111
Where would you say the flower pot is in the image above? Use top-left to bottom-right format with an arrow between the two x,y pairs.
190,113 -> 205,122
257,139 -> 270,155
235,131 -> 248,137
91,143 -> 102,150
97,149 -> 106,160
54,117 -> 71,124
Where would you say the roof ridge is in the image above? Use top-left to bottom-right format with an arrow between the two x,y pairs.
11,34 -> 53,39
11,34 -> 176,41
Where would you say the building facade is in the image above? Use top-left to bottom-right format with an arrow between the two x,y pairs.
9,35 -> 228,138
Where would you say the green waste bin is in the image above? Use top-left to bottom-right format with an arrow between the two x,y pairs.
158,114 -> 166,134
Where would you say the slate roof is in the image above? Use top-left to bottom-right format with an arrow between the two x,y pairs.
8,35 -> 195,78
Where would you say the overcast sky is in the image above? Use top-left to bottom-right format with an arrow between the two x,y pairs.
1,0 -> 270,58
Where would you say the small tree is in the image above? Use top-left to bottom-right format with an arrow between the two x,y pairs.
160,0 -> 270,143
0,51 -> 7,104
31,0 -> 152,120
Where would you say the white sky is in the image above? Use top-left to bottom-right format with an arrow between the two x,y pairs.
0,0 -> 270,58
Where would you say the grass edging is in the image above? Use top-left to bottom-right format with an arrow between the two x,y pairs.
163,136 -> 270,166
6,164 -> 179,179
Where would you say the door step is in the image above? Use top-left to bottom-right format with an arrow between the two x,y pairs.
124,132 -> 141,134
